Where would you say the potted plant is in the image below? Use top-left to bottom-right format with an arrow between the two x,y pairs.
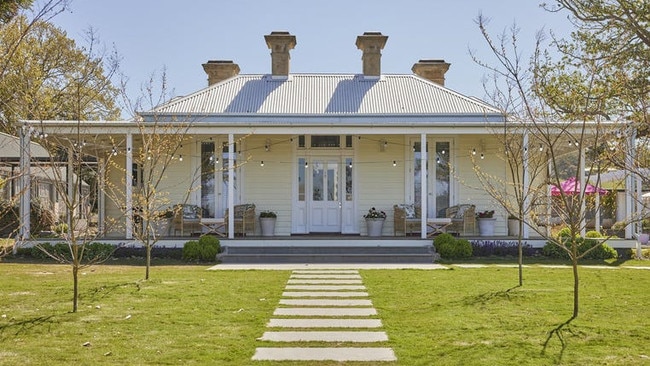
507,214 -> 520,237
259,211 -> 277,236
364,207 -> 386,237
476,210 -> 496,237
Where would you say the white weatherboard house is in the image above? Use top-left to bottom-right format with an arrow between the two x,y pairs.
18,31 -> 641,260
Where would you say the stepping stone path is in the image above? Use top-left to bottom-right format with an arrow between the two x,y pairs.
252,269 -> 397,362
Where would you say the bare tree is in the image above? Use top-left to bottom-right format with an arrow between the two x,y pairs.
473,15 -> 627,346
22,28 -> 121,312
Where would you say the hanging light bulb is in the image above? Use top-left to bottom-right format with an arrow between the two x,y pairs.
480,153 -> 485,160
436,157 -> 441,164
179,155 -> 183,162
215,156 -> 219,164
260,161 -> 264,167
392,160 -> 397,167
441,149 -> 446,155
112,147 -> 118,156
305,161 -> 309,168
472,148 -> 477,155
348,161 -> 352,169
539,144 -> 543,152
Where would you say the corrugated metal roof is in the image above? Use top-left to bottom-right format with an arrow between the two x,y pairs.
148,74 -> 502,117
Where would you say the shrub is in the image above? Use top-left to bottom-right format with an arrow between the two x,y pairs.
585,230 -> 602,238
542,241 -> 568,259
182,240 -> 200,261
628,248 -> 650,259
472,240 -> 536,257
83,242 -> 115,261
198,235 -> 220,261
434,233 -> 472,259
543,236 -> 617,260
183,237 -> 219,262
579,239 -> 617,260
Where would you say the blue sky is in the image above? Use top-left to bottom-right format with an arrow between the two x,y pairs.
51,0 -> 574,109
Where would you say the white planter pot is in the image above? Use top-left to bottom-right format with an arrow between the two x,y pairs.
478,218 -> 496,237
260,217 -> 276,236
507,219 -> 520,237
365,218 -> 385,237
639,233 -> 650,245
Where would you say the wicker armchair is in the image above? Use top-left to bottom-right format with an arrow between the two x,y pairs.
172,204 -> 202,236
225,204 -> 256,236
393,204 -> 421,236
445,204 -> 476,235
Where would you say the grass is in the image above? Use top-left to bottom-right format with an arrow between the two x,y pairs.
1,261 -> 649,365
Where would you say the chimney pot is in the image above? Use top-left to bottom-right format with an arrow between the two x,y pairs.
355,32 -> 388,77
264,31 -> 297,77
412,59 -> 450,86
202,60 -> 240,86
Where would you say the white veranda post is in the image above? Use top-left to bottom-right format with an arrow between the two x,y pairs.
125,133 -> 133,239
19,126 -> 31,241
420,133 -> 428,238
228,133 -> 234,239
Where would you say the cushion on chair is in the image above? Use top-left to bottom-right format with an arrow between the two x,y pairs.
397,204 -> 417,219
179,204 -> 200,219
454,204 -> 471,219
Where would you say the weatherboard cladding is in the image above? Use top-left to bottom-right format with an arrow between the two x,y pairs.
152,74 -> 501,116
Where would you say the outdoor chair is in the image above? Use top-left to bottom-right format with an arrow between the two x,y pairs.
445,204 -> 476,235
172,204 -> 202,236
225,203 -> 256,236
393,204 -> 422,236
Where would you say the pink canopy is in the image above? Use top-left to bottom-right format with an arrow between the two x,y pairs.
550,177 -> 608,196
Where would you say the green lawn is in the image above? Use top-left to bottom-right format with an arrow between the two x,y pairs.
1,262 -> 649,365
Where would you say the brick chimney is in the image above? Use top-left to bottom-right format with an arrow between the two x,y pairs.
355,32 -> 388,77
264,31 -> 297,77
202,60 -> 240,86
411,59 -> 450,86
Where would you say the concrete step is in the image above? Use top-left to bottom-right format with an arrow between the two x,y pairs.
218,245 -> 435,264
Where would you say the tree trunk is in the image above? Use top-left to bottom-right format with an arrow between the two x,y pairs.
72,264 -> 79,313
145,244 -> 151,280
518,220 -> 524,286
571,257 -> 579,319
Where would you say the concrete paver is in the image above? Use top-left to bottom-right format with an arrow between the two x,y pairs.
282,291 -> 369,297
268,318 -> 382,328
273,307 -> 377,316
287,279 -> 363,284
252,347 -> 397,361
252,268 -> 395,362
258,331 -> 388,342
279,299 -> 373,306
292,270 -> 360,274
290,274 -> 362,279
284,285 -> 366,290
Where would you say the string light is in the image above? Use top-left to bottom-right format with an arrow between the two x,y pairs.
539,144 -> 543,152
472,148 -> 476,155
480,153 -> 485,160
260,160 -> 264,167
393,160 -> 397,167
179,155 -> 183,161
348,161 -> 352,168
436,157 -> 441,164
111,147 -> 118,156
305,161 -> 309,168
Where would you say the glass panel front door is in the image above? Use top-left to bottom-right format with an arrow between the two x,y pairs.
309,159 -> 341,232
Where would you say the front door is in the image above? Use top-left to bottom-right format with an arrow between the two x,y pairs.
309,159 -> 341,232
